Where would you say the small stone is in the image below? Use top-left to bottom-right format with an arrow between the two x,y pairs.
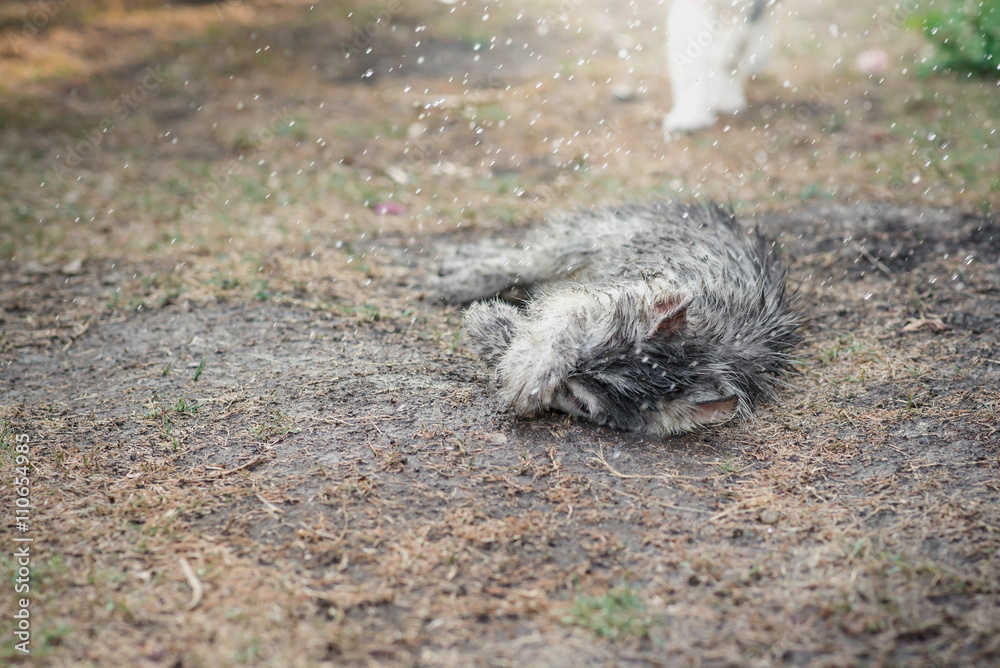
61,258 -> 84,275
610,84 -> 637,102
384,166 -> 409,185
759,509 -> 780,525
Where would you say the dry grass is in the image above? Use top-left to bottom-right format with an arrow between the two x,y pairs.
1,0 -> 999,666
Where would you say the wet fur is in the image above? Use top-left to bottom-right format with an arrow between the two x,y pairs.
434,201 -> 801,436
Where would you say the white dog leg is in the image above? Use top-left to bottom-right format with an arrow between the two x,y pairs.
664,0 -> 718,133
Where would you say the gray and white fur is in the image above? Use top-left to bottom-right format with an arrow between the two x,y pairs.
434,201 -> 801,436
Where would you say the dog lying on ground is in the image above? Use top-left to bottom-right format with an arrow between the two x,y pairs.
433,201 -> 801,435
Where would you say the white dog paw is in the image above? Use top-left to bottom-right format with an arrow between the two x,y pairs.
663,109 -> 716,133
712,90 -> 748,116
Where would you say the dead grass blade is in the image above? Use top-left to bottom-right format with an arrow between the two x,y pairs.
181,454 -> 270,483
179,557 -> 204,611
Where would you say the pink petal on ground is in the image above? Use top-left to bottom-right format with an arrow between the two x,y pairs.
855,49 -> 889,75
373,201 -> 405,215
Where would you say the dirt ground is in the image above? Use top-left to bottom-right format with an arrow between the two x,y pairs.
1,0 -> 999,666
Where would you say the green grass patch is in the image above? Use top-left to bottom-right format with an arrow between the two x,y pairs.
909,1 -> 1000,77
565,582 -> 653,641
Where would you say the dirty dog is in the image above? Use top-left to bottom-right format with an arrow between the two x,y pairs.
665,0 -> 774,132
434,201 -> 801,436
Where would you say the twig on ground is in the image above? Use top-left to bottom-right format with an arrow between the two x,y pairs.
588,448 -> 699,482
909,459 -> 991,472
700,493 -> 774,529
255,491 -> 284,516
179,557 -> 204,611
61,316 -> 94,352
299,505 -> 349,543
589,449 -> 711,514
181,454 -> 270,483
853,242 -> 894,279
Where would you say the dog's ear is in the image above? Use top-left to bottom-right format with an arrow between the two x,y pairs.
462,301 -> 523,368
651,295 -> 691,336
689,394 -> 739,426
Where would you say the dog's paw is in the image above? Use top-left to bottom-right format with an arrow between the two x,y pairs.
663,108 -> 716,134
496,352 -> 565,416
711,87 -> 748,116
